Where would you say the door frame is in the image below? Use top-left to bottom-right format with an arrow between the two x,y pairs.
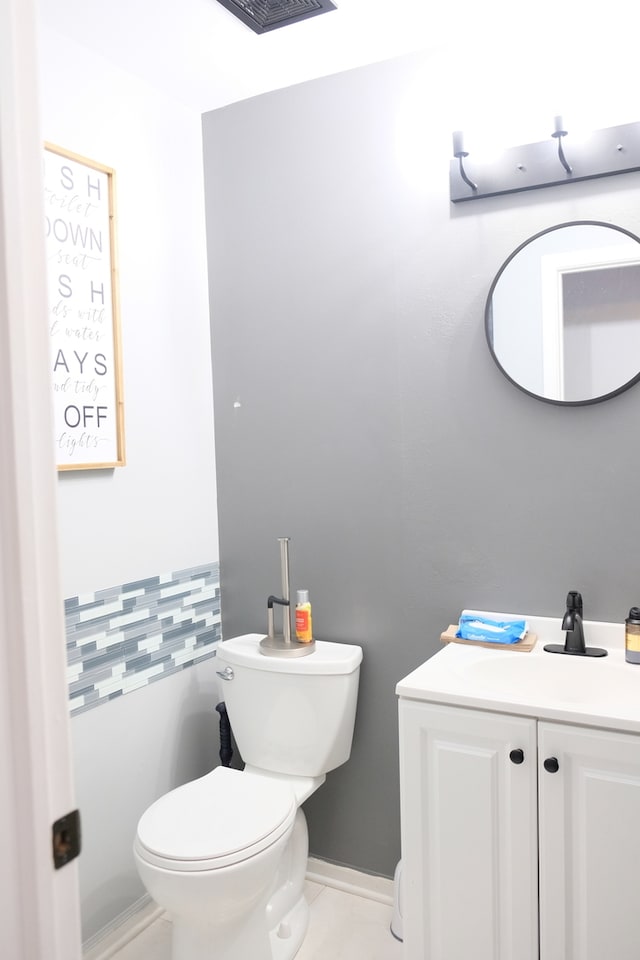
540,241 -> 640,400
0,0 -> 81,955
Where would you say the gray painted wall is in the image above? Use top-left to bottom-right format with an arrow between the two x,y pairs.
202,51 -> 640,878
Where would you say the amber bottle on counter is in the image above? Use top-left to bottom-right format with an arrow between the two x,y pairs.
625,607 -> 640,664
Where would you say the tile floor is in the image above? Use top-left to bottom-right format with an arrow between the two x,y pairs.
110,880 -> 403,960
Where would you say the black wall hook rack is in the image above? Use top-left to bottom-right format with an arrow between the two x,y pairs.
450,120 -> 640,203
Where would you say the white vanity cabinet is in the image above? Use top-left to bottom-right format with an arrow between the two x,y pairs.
538,720 -> 640,960
399,698 -> 640,960
399,700 -> 539,960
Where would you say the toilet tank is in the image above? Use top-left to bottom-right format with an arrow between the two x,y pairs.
216,634 -> 363,778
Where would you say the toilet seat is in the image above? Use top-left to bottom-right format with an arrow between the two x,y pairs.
135,767 -> 296,872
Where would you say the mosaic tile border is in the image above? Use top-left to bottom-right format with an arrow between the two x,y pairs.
65,561 -> 220,717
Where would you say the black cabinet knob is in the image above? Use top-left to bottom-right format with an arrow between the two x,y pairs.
509,748 -> 525,765
544,756 -> 560,773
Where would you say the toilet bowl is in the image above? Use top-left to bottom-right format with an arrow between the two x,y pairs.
134,634 -> 362,960
134,767 -> 299,960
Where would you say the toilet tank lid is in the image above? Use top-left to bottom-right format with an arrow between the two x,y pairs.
217,634 -> 363,674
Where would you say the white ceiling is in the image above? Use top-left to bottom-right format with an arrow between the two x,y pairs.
36,0 -> 440,114
37,0 -> 639,144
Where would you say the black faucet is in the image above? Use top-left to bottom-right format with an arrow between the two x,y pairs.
543,590 -> 608,657
561,590 -> 586,653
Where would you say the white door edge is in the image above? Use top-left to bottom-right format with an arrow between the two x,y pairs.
0,0 -> 82,956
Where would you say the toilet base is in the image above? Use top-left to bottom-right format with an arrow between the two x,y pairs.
172,909 -> 272,960
147,809 -> 312,960
168,888 -> 309,960
269,892 -> 309,960
265,808 -> 310,960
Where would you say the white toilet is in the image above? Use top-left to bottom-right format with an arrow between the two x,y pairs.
134,632 -> 363,960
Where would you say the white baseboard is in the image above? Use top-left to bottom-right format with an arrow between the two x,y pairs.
82,897 -> 164,960
306,857 -> 394,906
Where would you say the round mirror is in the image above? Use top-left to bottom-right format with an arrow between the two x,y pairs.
485,221 -> 640,405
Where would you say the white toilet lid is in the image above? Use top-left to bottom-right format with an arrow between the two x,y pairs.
136,767 -> 296,871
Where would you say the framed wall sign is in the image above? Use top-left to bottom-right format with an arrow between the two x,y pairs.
43,143 -> 125,470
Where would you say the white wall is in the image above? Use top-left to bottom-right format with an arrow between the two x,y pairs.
36,24 -> 221,942
72,659 -> 222,942
37,24 -> 218,597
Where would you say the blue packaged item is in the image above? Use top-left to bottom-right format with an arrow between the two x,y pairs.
456,614 -> 527,645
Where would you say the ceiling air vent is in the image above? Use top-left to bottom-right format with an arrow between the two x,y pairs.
215,0 -> 337,34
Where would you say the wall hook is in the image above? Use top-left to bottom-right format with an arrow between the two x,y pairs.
551,115 -> 572,175
452,131 -> 478,191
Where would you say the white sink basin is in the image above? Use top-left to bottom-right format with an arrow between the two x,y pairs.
462,653 -> 640,706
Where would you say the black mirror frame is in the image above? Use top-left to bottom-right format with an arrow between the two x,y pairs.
485,220 -> 640,406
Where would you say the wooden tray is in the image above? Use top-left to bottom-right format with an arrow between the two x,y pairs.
440,624 -> 538,653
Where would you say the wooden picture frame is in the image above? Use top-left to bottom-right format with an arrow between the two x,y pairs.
43,143 -> 125,470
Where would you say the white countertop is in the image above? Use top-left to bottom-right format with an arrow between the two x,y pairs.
396,614 -> 640,733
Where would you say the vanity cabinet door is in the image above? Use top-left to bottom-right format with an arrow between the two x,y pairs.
538,721 -> 640,960
399,701 -> 538,960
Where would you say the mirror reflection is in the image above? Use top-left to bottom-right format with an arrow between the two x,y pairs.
485,221 -> 640,405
